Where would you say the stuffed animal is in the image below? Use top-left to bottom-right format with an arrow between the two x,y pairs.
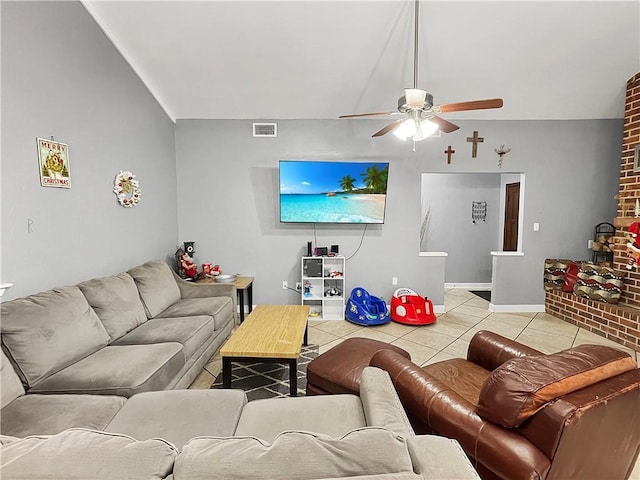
625,222 -> 640,269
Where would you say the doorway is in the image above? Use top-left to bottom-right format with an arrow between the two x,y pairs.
503,182 -> 520,251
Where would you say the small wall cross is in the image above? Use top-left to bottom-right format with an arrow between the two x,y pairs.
466,130 -> 484,158
444,145 -> 455,164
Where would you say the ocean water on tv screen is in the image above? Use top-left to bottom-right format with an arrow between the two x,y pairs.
280,193 -> 386,223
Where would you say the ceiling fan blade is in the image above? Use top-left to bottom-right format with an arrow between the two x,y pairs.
430,116 -> 459,133
436,98 -> 503,113
339,111 -> 395,119
372,120 -> 404,137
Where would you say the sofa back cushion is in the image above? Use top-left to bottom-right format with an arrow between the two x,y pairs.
0,428 -> 177,479
78,273 -> 147,341
128,261 -> 181,318
0,286 -> 110,388
175,428 -> 414,479
477,344 -> 636,428
0,350 -> 25,408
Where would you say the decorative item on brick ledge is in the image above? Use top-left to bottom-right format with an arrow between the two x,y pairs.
624,222 -> 640,270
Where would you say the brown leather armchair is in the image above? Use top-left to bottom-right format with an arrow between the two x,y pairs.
370,331 -> 640,480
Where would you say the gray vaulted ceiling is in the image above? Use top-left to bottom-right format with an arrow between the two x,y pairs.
82,1 -> 640,122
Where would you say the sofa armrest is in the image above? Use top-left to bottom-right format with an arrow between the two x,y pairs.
407,436 -> 480,479
467,330 -> 542,371
172,271 -> 237,314
359,367 -> 414,438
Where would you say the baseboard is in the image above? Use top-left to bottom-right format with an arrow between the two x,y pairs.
444,283 -> 492,290
434,305 -> 446,314
488,303 -> 545,313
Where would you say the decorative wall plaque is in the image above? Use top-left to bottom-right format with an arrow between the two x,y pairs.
113,171 -> 141,207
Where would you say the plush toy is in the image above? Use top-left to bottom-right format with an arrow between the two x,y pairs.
175,248 -> 198,279
625,222 -> 640,269
180,253 -> 198,279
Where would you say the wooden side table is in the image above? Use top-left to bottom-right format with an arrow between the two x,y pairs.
195,275 -> 254,322
235,276 -> 254,322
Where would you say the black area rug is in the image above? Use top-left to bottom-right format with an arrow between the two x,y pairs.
470,290 -> 491,302
211,344 -> 318,401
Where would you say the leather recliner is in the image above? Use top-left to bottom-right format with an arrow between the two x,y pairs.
370,330 -> 640,480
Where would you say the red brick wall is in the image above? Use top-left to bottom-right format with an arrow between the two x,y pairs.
546,290 -> 640,352
545,73 -> 640,353
614,72 -> 640,309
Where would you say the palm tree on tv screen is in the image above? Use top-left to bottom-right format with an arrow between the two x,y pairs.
339,175 -> 356,192
361,166 -> 388,194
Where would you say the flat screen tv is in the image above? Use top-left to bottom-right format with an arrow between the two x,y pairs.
279,160 -> 389,224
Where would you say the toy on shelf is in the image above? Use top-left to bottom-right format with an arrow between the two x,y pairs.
390,288 -> 436,326
175,248 -> 198,280
345,287 -> 390,326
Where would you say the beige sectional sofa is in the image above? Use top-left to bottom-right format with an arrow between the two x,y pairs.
0,260 -> 236,437
0,262 -> 480,478
0,368 -> 480,479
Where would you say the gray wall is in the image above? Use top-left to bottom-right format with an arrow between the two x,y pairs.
421,173 -> 501,284
175,118 -> 621,308
1,1 -> 622,309
1,1 -> 178,300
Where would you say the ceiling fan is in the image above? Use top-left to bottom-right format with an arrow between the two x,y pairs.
339,0 -> 503,141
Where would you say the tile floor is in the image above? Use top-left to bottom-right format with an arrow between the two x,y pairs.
189,288 -> 640,477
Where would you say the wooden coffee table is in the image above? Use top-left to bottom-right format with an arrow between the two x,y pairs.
220,305 -> 310,396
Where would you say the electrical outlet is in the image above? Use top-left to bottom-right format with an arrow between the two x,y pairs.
392,277 -> 398,285
282,281 -> 288,290
588,239 -> 593,249
295,282 -> 302,291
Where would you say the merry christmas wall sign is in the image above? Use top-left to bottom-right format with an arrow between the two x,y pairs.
36,137 -> 70,188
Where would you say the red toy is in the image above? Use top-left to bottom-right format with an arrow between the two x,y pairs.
390,288 -> 436,326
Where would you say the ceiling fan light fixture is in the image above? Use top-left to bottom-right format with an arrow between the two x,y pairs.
414,119 -> 438,140
405,88 -> 427,107
392,118 -> 417,140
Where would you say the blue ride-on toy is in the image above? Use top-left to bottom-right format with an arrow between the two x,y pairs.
345,287 -> 391,326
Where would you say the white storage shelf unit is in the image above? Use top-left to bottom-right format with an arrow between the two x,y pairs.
301,256 -> 345,320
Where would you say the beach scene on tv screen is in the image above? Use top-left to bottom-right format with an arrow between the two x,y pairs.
280,161 -> 389,223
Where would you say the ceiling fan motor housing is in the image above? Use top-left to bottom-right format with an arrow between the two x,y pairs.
398,92 -> 433,112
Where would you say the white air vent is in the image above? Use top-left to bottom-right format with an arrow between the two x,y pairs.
253,123 -> 277,137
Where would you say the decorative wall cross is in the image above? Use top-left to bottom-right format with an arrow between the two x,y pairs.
466,130 -> 484,158
444,145 -> 455,164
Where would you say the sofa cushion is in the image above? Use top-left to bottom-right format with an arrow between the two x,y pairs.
111,315 -> 215,360
0,286 -> 110,388
477,344 -> 637,428
175,428 -> 414,480
1,394 -> 125,438
27,343 -> 184,397
128,261 -> 181,318
78,272 -> 147,341
421,357 -> 491,406
1,350 -> 24,408
105,389 -> 247,449
156,297 -> 234,330
235,394 -> 366,442
0,428 -> 177,479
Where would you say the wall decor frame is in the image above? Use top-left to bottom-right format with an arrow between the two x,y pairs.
634,144 -> 640,172
113,170 -> 141,207
36,137 -> 70,188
